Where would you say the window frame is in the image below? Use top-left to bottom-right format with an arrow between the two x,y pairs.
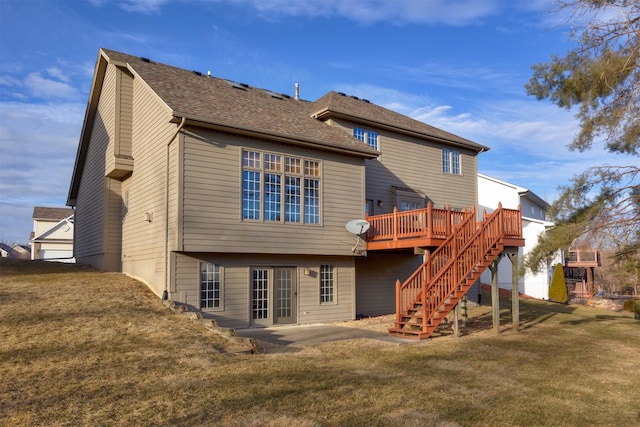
319,264 -> 335,304
199,262 -> 223,311
241,149 -> 322,225
442,148 -> 462,175
353,127 -> 380,151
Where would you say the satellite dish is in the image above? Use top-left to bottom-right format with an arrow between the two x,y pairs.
346,219 -> 370,235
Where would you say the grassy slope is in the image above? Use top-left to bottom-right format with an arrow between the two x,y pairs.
1,258 -> 639,426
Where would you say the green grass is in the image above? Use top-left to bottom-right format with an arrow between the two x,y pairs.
1,258 -> 639,426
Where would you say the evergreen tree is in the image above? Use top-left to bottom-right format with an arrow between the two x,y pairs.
549,263 -> 569,303
525,0 -> 640,273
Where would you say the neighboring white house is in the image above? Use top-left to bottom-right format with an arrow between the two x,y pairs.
478,173 -> 557,299
30,207 -> 75,263
0,243 -> 11,258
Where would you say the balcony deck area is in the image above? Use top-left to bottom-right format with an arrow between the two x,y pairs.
366,203 -> 524,251
565,249 -> 601,268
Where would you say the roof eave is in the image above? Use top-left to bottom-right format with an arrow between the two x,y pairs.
171,114 -> 379,159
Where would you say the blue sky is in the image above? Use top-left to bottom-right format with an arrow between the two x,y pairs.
0,0 -> 627,244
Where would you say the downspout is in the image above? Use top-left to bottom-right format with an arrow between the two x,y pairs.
164,117 -> 186,300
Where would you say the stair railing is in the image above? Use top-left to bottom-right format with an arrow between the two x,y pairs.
395,203 -> 519,332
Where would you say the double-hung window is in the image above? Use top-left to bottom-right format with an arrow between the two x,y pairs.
353,127 -> 379,151
442,148 -> 461,175
242,149 -> 321,224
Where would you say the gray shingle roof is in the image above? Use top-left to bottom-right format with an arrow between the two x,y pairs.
101,49 -> 379,158
69,48 -> 490,205
101,48 -> 487,155
33,207 -> 74,220
311,91 -> 488,152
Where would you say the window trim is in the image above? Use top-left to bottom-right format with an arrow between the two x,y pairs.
319,264 -> 336,304
199,262 -> 224,311
442,148 -> 462,175
354,127 -> 380,151
241,149 -> 322,225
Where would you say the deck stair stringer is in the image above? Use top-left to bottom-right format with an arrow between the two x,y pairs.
388,204 -> 514,340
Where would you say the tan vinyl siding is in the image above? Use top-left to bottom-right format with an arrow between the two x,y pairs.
180,128 -> 365,256
120,76 -> 176,296
74,64 -> 116,263
355,252 -> 423,316
117,67 -> 133,158
105,177 -> 123,259
331,119 -> 479,213
173,253 -> 355,329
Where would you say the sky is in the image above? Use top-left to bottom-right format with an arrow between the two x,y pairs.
0,0 -> 630,244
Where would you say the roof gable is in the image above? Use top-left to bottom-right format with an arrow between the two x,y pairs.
31,215 -> 74,242
310,91 -> 489,152
100,49 -> 379,157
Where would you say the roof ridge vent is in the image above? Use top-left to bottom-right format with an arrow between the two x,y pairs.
240,82 -> 249,88
363,99 -> 370,103
140,57 -> 151,63
337,92 -> 346,96
350,95 -> 359,100
192,70 -> 202,76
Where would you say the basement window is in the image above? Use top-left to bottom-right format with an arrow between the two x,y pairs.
320,265 -> 335,303
200,262 -> 223,309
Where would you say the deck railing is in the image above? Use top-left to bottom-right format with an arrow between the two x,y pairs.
391,203 -> 523,338
565,249 -> 601,267
366,203 -> 473,243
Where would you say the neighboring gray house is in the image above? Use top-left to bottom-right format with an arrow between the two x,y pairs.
68,48 -> 510,331
30,207 -> 75,262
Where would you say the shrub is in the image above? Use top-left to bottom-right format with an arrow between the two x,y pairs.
549,263 -> 568,303
623,299 -> 637,312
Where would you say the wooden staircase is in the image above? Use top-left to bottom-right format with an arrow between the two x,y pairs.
388,204 -> 521,339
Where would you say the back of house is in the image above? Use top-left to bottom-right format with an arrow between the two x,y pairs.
68,48 -> 487,328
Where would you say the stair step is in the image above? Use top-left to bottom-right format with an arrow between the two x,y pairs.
389,214 -> 516,341
388,327 -> 434,340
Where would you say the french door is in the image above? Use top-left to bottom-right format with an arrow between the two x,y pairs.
251,267 -> 297,325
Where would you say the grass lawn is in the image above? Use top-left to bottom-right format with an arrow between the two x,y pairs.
1,258 -> 639,426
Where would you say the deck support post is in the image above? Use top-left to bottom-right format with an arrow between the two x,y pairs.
490,257 -> 501,334
460,294 -> 468,327
453,303 -> 460,338
507,250 -> 520,333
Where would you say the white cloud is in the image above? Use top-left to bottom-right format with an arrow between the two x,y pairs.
24,72 -> 77,100
392,61 -> 521,95
245,0 -> 501,25
120,0 -> 171,13
0,101 -> 83,242
333,80 -> 633,203
46,67 -> 70,83
106,0 -> 502,25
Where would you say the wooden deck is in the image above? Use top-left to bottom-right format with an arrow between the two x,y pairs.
565,249 -> 601,268
366,203 -> 524,251
379,203 -> 525,339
